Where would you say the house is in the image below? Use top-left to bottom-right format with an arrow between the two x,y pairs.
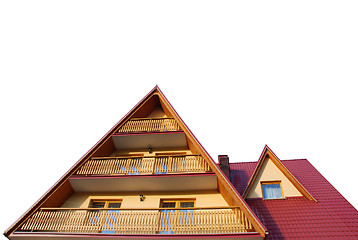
4,86 -> 358,239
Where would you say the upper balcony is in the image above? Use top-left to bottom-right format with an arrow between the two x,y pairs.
118,118 -> 181,133
112,118 -> 186,150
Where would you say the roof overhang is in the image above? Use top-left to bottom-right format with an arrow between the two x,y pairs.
69,173 -> 217,192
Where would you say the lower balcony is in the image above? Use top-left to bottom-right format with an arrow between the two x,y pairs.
19,207 -> 255,235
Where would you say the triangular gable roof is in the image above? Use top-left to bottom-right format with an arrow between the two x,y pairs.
242,145 -> 317,202
5,86 -> 267,237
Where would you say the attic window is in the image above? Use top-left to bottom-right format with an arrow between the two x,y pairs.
261,181 -> 284,199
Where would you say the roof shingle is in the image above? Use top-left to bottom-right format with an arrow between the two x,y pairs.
230,159 -> 358,239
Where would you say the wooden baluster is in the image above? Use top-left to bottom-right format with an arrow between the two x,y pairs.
28,211 -> 39,230
155,119 -> 160,131
167,156 -> 171,173
55,210 -> 63,232
89,159 -> 96,175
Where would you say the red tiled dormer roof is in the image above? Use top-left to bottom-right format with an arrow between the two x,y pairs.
230,159 -> 358,239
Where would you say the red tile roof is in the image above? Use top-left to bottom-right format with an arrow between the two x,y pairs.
230,159 -> 358,239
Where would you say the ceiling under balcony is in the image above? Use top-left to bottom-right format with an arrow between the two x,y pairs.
112,131 -> 187,150
69,173 -> 217,192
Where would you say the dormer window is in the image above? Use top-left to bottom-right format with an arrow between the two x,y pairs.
261,181 -> 284,199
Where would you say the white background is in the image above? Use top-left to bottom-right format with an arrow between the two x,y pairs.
1,1 -> 358,238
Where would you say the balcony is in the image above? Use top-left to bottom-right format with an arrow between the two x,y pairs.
19,207 -> 254,235
75,155 -> 210,176
70,155 -> 215,192
118,118 -> 181,133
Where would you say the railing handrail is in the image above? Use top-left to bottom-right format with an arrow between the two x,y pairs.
129,117 -> 175,121
91,154 -> 201,160
40,206 -> 240,211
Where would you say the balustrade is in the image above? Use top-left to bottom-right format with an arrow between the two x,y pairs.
118,118 -> 181,133
75,155 -> 211,175
20,207 -> 253,234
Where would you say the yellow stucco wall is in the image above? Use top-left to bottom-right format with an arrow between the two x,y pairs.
61,190 -> 228,208
247,157 -> 302,199
111,147 -> 192,158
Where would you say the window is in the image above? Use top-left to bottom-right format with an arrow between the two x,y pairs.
261,181 -> 284,199
90,200 -> 122,209
159,199 -> 195,234
89,200 -> 122,233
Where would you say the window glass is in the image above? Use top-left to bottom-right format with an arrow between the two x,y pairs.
108,202 -> 122,208
262,183 -> 283,199
162,202 -> 176,208
90,201 -> 105,208
180,202 -> 194,208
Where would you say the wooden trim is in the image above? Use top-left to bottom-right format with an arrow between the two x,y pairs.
40,206 -> 240,211
91,154 -> 200,160
69,172 -> 216,180
130,117 -> 176,121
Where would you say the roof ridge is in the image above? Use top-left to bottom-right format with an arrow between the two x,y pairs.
281,158 -> 308,162
229,159 -> 309,165
230,161 -> 257,164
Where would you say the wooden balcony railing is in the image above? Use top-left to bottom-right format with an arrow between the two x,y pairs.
75,155 -> 211,175
20,207 -> 254,234
118,118 -> 181,133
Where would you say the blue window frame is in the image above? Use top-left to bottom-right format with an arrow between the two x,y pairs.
261,182 -> 284,199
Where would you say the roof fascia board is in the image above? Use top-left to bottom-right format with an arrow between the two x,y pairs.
243,145 -> 317,202
4,86 -> 160,237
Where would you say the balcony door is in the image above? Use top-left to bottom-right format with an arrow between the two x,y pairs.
159,199 -> 195,234
89,200 -> 122,234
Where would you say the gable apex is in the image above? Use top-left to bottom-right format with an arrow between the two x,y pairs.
243,145 -> 317,202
